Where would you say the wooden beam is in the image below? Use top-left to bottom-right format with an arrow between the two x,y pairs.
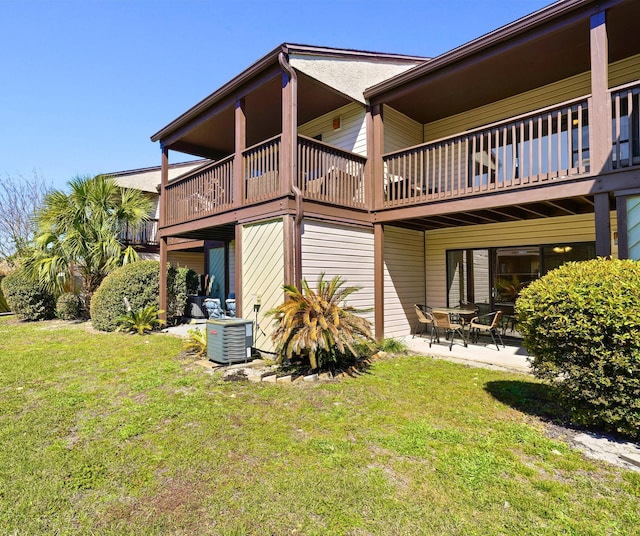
374,223 -> 384,340
594,192 -> 611,257
371,105 -> 385,211
280,71 -> 296,197
160,145 -> 168,230
234,98 -> 246,208
589,9 -> 611,174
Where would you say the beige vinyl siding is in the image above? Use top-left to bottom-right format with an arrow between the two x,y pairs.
383,105 -> 423,154
168,251 -> 204,275
424,213 -> 617,307
609,53 -> 640,88
298,102 -> 367,156
301,220 -> 375,327
424,53 -> 640,143
242,219 -> 285,352
383,226 -> 426,337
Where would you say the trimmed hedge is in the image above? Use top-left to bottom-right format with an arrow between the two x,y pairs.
517,258 -> 640,439
56,292 -> 85,320
1,270 -> 55,321
91,260 -> 160,332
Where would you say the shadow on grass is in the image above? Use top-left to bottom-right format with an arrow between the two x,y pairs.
484,379 -> 571,425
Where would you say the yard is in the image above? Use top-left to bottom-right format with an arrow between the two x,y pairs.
0,315 -> 638,535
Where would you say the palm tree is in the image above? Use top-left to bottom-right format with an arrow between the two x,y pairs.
22,175 -> 152,307
268,274 -> 373,370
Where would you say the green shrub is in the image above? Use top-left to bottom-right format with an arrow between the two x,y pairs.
90,260 -> 160,332
516,258 -> 640,439
1,270 -> 55,321
56,292 -> 84,320
167,265 -> 199,325
377,337 -> 408,354
0,275 -> 9,313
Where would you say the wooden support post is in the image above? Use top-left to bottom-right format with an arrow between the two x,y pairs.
159,237 -> 168,321
235,223 -> 243,317
374,223 -> 384,340
594,192 -> 611,258
234,98 -> 246,208
159,145 -> 169,321
616,195 -> 629,259
589,10 -> 610,174
368,104 -> 385,211
283,215 -> 295,288
281,71 -> 297,197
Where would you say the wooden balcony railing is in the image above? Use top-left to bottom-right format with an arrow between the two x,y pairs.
165,157 -> 234,226
297,135 -> 366,209
383,97 -> 591,208
244,135 -> 281,202
119,219 -> 159,247
611,81 -> 640,170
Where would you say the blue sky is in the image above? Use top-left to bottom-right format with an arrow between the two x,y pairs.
1,0 -> 549,190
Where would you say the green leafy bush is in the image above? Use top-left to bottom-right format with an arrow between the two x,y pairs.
90,260 -> 159,332
1,270 -> 55,320
116,304 -> 165,335
0,275 -> 9,313
167,265 -> 199,325
268,274 -> 373,371
56,292 -> 84,320
516,258 -> 640,439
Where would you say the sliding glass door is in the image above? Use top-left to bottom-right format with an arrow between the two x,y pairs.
447,241 -> 595,309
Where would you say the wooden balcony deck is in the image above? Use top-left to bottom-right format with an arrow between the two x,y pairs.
162,81 -> 640,228
164,136 -> 367,227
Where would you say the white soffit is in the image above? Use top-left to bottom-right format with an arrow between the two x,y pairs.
290,56 -> 421,104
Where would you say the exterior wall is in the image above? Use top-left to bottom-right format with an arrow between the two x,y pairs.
383,105 -> 423,154
383,226 -> 426,337
298,102 -> 367,156
424,213 -> 618,307
242,219 -> 285,352
301,220 -> 375,327
423,53 -> 640,143
168,251 -> 205,274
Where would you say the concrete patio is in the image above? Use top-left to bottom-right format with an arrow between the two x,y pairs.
403,332 -> 531,374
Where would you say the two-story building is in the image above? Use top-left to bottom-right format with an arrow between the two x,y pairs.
151,0 -> 640,349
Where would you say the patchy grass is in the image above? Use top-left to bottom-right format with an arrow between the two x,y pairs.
0,316 -> 638,535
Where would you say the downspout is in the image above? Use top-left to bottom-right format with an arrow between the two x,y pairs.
279,50 -> 303,288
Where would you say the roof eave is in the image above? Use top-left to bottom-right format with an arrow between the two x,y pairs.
150,44 -> 285,143
364,0 -> 594,100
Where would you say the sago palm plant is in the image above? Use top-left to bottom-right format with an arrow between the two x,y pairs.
116,305 -> 165,335
268,274 -> 373,371
182,327 -> 207,358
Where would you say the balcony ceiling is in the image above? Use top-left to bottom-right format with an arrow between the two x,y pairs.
167,70 -> 352,160
380,0 -> 640,125
392,194 -> 604,232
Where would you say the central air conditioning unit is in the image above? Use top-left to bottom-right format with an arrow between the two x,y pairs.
207,318 -> 253,364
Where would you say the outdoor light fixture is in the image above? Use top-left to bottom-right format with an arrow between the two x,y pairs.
552,246 -> 573,253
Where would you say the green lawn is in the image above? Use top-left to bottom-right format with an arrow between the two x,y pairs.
0,316 -> 638,535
